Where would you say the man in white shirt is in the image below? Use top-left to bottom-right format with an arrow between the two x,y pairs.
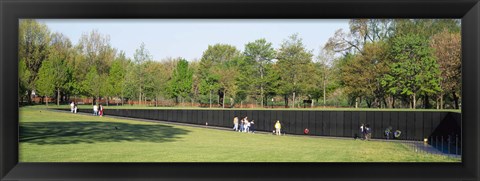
70,102 -> 75,113
93,104 -> 98,116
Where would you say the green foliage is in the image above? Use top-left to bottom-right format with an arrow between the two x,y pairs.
19,19 -> 51,102
35,60 -> 56,98
198,44 -> 241,106
82,66 -> 105,99
76,29 -> 116,75
243,39 -> 276,105
275,34 -> 314,107
18,19 -> 461,109
167,59 -> 193,102
19,58 -> 31,100
381,34 -> 441,107
106,58 -> 126,98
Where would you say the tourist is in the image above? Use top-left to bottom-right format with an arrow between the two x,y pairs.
70,101 -> 75,113
74,103 -> 78,114
233,116 -> 239,131
250,120 -> 255,133
239,118 -> 244,132
365,124 -> 372,140
99,105 -> 104,117
384,126 -> 392,140
244,118 -> 250,133
93,104 -> 98,116
360,123 -> 366,140
275,120 -> 281,136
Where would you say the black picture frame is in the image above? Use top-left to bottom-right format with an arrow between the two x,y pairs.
1,0 -> 479,180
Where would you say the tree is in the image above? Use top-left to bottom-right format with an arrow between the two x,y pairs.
49,32 -> 73,105
381,34 -> 441,109
393,19 -> 460,39
430,30 -> 461,109
83,66 -> 105,105
340,41 -> 390,108
35,59 -> 55,106
276,34 -> 314,108
19,19 -> 51,104
213,60 -> 240,108
167,59 -> 193,104
133,42 -> 153,105
106,53 -> 127,105
325,19 -> 394,55
315,48 -> 336,106
19,58 -> 31,104
243,39 -> 276,107
199,44 -> 241,107
189,60 -> 202,106
76,29 -> 116,75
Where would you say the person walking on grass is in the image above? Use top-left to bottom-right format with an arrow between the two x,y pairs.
93,104 -> 98,116
233,116 -> 239,131
275,120 -> 282,136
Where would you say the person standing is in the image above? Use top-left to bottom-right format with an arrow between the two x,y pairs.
244,118 -> 250,133
99,105 -> 104,117
233,116 -> 239,131
360,124 -> 366,140
70,101 -> 75,113
250,120 -> 255,133
275,120 -> 282,136
93,104 -> 98,116
239,118 -> 244,132
365,124 -> 372,140
74,103 -> 78,114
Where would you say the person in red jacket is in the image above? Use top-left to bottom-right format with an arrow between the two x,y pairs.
99,105 -> 104,117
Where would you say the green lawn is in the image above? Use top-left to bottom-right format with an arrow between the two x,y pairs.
19,106 -> 460,162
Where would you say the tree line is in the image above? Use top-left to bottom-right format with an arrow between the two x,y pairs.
19,19 -> 461,109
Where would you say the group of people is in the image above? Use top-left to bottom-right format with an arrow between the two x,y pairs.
93,104 -> 104,117
69,102 -> 78,113
359,124 -> 402,140
359,124 -> 372,140
233,116 -> 255,133
232,117 -> 283,136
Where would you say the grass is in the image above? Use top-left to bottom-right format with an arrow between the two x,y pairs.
19,106 -> 460,162
27,104 -> 461,113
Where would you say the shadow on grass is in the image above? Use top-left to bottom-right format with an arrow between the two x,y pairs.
20,121 -> 190,145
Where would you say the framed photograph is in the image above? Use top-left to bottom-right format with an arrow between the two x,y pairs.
1,0 -> 479,180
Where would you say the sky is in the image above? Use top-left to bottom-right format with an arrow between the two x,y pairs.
38,19 -> 350,61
